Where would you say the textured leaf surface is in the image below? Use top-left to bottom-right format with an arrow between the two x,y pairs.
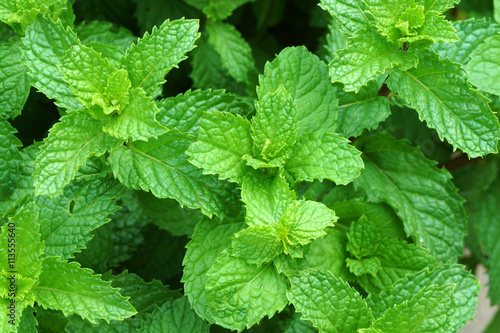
187,112 -> 253,183
139,296 -> 210,333
257,46 -> 338,134
21,16 -> 81,110
0,117 -> 22,200
285,132 -> 364,185
329,27 -> 418,92
354,134 -> 467,261
362,0 -> 415,42
109,130 -> 237,218
33,258 -> 136,324
0,37 -> 30,118
182,217 -> 246,321
205,252 -> 288,331
33,111 -> 122,197
319,0 -> 370,35
361,284 -> 456,333
288,270 -> 372,333
35,176 -> 122,259
202,0 -> 254,20
432,18 -> 500,64
466,35 -> 500,96
387,50 -> 500,157
367,264 -> 479,331
206,20 -> 256,84
414,0 -> 459,13
336,80 -> 391,138
120,18 -> 199,96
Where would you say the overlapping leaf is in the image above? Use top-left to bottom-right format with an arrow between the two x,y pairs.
466,35 -> 500,96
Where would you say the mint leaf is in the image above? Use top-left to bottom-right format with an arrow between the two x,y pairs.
205,251 -> 288,331
35,176 -> 122,259
347,216 -> 379,259
32,258 -> 136,324
414,0 -> 458,12
258,46 -> 338,134
387,50 -> 500,158
318,0 -> 370,35
202,0 -> 254,21
0,117 -> 22,200
287,270 -> 372,333
33,111 -> 122,197
354,134 -> 467,261
139,296 -> 210,332
187,112 -> 253,183
120,18 -> 199,97
284,132 -> 364,185
252,87 -> 297,162
329,27 -> 418,92
21,16 -> 81,111
0,37 -> 30,119
362,0 -> 415,42
109,130 -> 237,218
466,35 -> 500,96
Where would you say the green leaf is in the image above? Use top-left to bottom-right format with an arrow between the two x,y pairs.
205,251 -> 288,331
232,225 -> 284,265
366,264 -> 479,331
33,111 -> 122,197
496,0 -> 500,23
287,270 -> 372,333
346,257 -> 381,276
361,284 -> 456,333
432,18 -> 500,64
252,87 -> 298,161
414,0 -> 458,13
404,11 -> 458,46
35,176 -> 122,259
257,46 -> 338,134
354,134 -> 467,261
120,18 -> 199,97
318,0 -> 370,35
284,132 -> 364,185
362,0 -> 415,42
21,16 -> 81,111
0,37 -> 31,119
156,89 -> 253,136
206,21 -> 256,87
139,296 -> 210,332
182,217 -> 246,321
347,216 -> 380,259
102,88 -> 167,141
202,0 -> 254,21
387,50 -> 500,158
329,27 -> 418,93
0,117 -> 23,200
0,203 -> 43,297
466,35 -> 500,96
109,130 -> 237,218
187,112 -> 253,183
32,257 -> 136,324
336,80 -> 391,138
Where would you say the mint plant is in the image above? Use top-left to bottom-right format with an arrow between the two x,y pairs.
1,0 -> 500,332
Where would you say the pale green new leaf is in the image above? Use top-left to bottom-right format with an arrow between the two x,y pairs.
120,18 -> 199,97
0,117 -> 22,200
361,285 -> 456,333
139,296 -> 210,333
0,295 -> 35,330
35,176 -> 122,259
411,11 -> 458,44
32,257 -> 136,323
414,0 -> 459,13
329,27 -> 418,93
206,20 -> 256,84
187,112 -> 253,183
285,132 -> 364,185
466,35 -> 500,96
21,16 -> 82,111
432,18 -> 500,64
33,111 -> 122,197
362,0 -> 415,42
109,130 -> 237,218
182,217 -> 246,322
102,88 -> 167,141
205,252 -> 288,332
387,50 -> 500,157
287,270 -> 372,333
367,264 -> 479,331
354,134 -> 467,261
0,37 -> 30,119
347,216 -> 380,259
252,88 -> 298,161
257,46 -> 338,133
336,80 -> 391,138
318,0 -> 370,35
